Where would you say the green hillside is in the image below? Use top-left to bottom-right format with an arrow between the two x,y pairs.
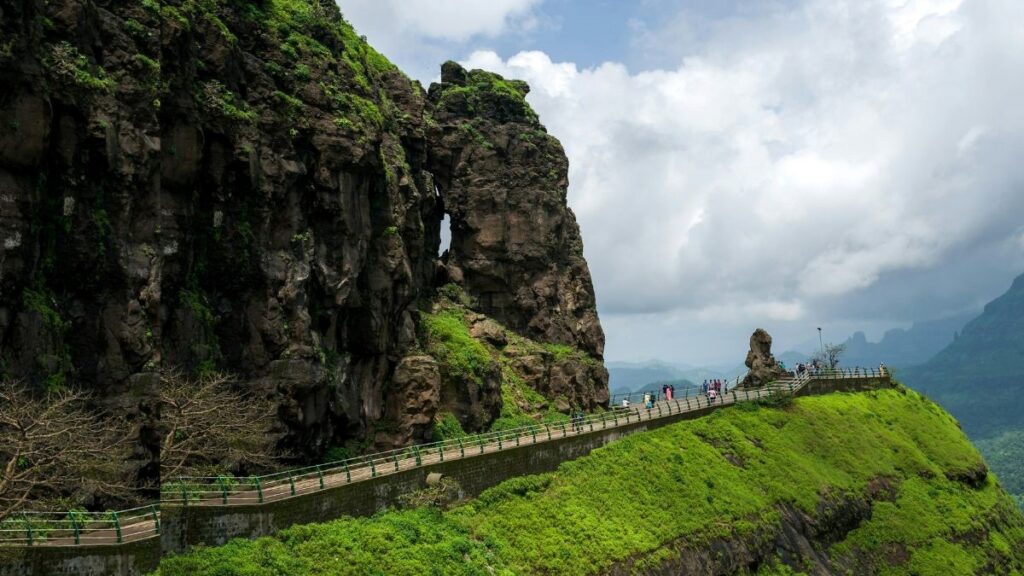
154,388 -> 1024,575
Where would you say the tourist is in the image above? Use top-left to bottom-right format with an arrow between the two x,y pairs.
708,388 -> 718,405
668,384 -> 675,401
622,397 -> 630,408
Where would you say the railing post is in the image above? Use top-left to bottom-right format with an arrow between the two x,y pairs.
514,431 -> 520,446
458,438 -> 465,458
316,465 -> 325,489
656,402 -> 663,417
546,424 -> 552,440
393,453 -> 401,472
151,504 -> 161,536
22,515 -> 32,546
112,511 -> 123,544
498,434 -> 503,450
369,456 -> 377,478
219,476 -> 229,504
478,437 -> 485,454
288,472 -> 296,496
253,476 -> 264,503
179,477 -> 188,506
344,461 -> 351,483
532,427 -> 538,443
438,444 -> 445,462
413,445 -> 422,466
71,513 -> 81,545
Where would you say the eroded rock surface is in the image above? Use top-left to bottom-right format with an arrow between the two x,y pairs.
0,0 -> 607,465
740,328 -> 789,388
427,62 -> 607,361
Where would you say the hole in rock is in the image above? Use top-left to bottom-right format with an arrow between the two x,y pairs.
439,212 -> 452,256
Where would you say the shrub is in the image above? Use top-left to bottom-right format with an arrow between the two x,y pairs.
432,412 -> 467,441
422,310 -> 493,386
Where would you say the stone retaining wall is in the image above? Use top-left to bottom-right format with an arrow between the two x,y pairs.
3,376 -> 893,574
0,538 -> 159,576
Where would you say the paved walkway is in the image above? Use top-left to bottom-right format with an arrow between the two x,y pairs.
2,369 -> 888,547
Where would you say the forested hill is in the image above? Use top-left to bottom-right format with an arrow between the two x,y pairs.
902,272 -> 1024,438
902,271 -> 1024,510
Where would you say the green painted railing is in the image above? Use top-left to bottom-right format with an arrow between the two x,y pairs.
0,505 -> 160,547
1,367 -> 888,547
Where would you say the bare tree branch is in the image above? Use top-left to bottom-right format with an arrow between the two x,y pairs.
0,380 -> 137,522
158,369 -> 282,479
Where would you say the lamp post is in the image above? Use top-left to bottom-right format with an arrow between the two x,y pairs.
817,327 -> 824,359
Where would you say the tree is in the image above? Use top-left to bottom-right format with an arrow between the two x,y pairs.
0,381 -> 137,522
813,343 -> 847,369
159,369 -> 281,479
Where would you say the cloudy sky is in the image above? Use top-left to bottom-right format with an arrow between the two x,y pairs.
340,0 -> 1024,365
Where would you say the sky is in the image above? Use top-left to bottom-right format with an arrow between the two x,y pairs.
339,0 -> 1024,365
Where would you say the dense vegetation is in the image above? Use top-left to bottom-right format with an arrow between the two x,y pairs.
153,389 -> 1024,575
976,429 -> 1024,510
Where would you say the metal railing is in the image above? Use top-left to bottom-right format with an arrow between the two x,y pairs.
159,372 -> 839,506
1,367 -> 889,546
0,505 -> 160,546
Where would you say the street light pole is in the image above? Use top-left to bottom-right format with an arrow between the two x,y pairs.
817,327 -> 824,358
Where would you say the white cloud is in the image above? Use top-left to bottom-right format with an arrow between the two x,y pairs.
459,0 -> 1024,360
340,0 -> 541,42
338,0 -> 544,79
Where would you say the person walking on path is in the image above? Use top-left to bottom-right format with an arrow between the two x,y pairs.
708,388 -> 718,406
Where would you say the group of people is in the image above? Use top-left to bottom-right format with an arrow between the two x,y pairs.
661,383 -> 677,401
702,379 -> 727,401
794,360 -> 823,376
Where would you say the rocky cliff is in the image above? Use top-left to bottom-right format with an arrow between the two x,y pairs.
0,0 -> 607,464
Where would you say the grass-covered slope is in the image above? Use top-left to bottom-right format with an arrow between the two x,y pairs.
154,389 -> 1024,575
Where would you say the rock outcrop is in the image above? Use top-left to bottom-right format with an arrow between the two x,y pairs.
740,328 -> 788,388
0,0 -> 608,465
427,62 -> 606,361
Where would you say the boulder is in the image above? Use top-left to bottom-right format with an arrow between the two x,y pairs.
740,328 -> 789,388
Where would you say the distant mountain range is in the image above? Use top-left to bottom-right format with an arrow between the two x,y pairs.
838,313 -> 975,369
607,361 -> 742,395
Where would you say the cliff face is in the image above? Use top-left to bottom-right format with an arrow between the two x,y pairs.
0,0 -> 606,459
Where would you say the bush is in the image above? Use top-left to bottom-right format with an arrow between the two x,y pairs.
432,412 -> 467,441
422,310 -> 493,386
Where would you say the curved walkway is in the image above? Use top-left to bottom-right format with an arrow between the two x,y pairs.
0,368 -> 889,547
